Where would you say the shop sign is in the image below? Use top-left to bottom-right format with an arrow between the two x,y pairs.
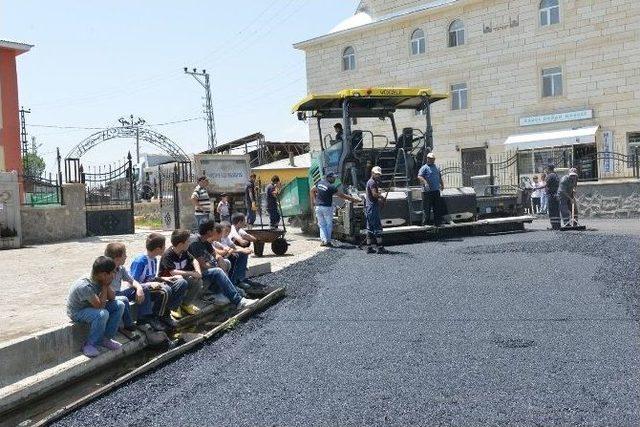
520,110 -> 593,126
603,130 -> 613,173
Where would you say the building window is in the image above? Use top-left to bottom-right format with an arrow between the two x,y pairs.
542,67 -> 563,97
451,83 -> 468,110
540,0 -> 560,27
410,29 -> 426,55
448,20 -> 465,47
342,46 -> 356,71
628,132 -> 640,155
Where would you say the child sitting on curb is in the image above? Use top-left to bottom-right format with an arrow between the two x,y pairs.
191,219 -> 258,310
66,256 -> 125,358
104,242 -> 153,340
130,233 -> 185,331
159,229 -> 203,320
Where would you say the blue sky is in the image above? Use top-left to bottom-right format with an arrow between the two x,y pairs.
2,0 -> 357,169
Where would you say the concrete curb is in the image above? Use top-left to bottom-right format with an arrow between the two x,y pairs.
0,263 -> 272,419
33,287 -> 286,427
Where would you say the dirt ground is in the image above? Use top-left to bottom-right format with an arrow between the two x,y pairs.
1,226 -> 325,344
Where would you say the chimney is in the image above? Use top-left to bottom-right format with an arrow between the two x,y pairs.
289,152 -> 295,167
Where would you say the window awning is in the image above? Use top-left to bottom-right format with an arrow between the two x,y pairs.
504,126 -> 599,150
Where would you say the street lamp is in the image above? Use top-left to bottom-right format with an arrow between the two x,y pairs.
119,115 -> 146,164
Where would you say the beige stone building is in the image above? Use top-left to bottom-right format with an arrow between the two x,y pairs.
294,0 -> 640,183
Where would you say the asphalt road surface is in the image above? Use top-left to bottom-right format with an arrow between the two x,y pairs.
57,230 -> 640,426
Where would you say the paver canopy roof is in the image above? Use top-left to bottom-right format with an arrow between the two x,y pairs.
292,87 -> 448,118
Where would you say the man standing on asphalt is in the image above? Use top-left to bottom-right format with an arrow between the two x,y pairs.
364,166 -> 389,254
310,172 -> 361,247
245,173 -> 258,227
559,168 -> 579,227
545,164 -> 561,230
191,176 -> 212,228
417,152 -> 444,226
266,175 -> 281,228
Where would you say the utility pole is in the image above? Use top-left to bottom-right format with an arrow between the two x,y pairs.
118,114 -> 145,164
184,67 -> 217,152
19,107 -> 31,173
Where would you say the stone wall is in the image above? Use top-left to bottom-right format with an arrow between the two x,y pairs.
577,180 -> 640,219
20,183 -> 86,245
0,172 -> 21,249
134,200 -> 161,222
176,182 -> 196,231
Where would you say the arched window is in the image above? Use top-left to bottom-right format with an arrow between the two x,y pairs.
410,28 -> 426,55
540,0 -> 560,26
342,46 -> 356,71
448,20 -> 465,47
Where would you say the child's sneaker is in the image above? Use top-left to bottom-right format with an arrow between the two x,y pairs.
101,338 -> 122,351
82,343 -> 100,358
237,297 -> 258,310
171,307 -> 184,319
180,303 -> 200,316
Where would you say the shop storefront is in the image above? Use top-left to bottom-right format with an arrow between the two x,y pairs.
506,125 -> 599,181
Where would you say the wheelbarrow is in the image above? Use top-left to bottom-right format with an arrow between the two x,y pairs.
245,194 -> 289,257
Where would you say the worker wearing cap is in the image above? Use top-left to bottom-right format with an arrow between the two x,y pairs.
310,172 -> 360,247
558,168 -> 579,227
545,164 -> 561,230
364,166 -> 389,254
417,152 -> 444,227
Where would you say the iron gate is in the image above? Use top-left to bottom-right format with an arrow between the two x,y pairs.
157,162 -> 192,231
82,154 -> 135,236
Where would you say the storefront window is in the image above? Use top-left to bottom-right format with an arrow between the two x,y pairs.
533,147 -> 572,173
517,150 -> 534,174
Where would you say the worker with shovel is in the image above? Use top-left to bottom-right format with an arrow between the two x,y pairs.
364,166 -> 389,254
558,168 -> 579,227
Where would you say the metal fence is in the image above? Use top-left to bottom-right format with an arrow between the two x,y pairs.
440,149 -> 639,190
19,148 -> 64,206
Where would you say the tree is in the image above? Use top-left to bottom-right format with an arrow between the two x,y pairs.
23,153 -> 46,177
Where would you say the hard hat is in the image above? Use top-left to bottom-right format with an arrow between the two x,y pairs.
426,152 -> 436,159
371,166 -> 383,175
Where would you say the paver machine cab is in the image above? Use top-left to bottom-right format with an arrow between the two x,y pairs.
294,87 -> 460,241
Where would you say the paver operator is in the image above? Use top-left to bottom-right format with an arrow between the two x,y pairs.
310,172 -> 361,247
364,166 -> 389,254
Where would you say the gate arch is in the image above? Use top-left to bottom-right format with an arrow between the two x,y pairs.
65,126 -> 190,161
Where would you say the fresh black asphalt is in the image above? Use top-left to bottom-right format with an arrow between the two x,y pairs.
56,230 -> 640,426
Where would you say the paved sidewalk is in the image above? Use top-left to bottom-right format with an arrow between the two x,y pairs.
1,226 -> 324,344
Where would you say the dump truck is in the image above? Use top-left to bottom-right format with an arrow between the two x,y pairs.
290,87 -> 533,242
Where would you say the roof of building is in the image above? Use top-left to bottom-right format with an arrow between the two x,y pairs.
199,132 -> 309,155
0,40 -> 33,55
294,0 -> 459,49
253,152 -> 311,170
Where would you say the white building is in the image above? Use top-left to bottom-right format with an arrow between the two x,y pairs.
294,0 -> 640,183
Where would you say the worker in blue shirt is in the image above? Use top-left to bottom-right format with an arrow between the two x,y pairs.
365,166 -> 389,254
310,172 -> 361,247
417,152 -> 444,226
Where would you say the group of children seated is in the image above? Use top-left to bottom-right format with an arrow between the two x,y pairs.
66,212 -> 265,358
